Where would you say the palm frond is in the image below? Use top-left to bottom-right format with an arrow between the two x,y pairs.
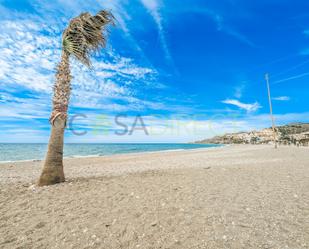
62,10 -> 115,66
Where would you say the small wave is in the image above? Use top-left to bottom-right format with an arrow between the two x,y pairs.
67,154 -> 101,159
0,144 -> 223,162
0,158 -> 42,164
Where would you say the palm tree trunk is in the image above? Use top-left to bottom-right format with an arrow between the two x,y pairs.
38,51 -> 71,186
38,118 -> 66,186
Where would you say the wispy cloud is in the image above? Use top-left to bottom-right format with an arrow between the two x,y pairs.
223,27 -> 256,48
273,72 -> 309,84
0,15 -> 187,119
0,17 -> 159,112
222,99 -> 261,112
300,29 -> 309,55
0,20 -> 59,92
186,7 -> 256,47
299,48 -> 309,55
140,0 -> 174,65
96,0 -> 155,66
0,97 -> 50,121
234,83 -> 246,99
303,30 -> 309,36
272,96 -> 290,101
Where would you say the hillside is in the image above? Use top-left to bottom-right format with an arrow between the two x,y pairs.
195,123 -> 309,146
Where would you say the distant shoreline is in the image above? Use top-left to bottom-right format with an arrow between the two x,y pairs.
194,123 -> 309,146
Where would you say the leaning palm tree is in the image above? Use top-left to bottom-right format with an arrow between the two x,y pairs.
38,10 -> 114,186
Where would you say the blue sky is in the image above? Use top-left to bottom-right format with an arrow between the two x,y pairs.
0,0 -> 308,143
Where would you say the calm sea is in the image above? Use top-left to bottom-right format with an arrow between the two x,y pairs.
0,143 -> 221,162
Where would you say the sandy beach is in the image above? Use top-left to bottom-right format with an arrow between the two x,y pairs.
0,145 -> 309,248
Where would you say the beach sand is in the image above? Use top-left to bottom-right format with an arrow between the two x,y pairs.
0,145 -> 308,248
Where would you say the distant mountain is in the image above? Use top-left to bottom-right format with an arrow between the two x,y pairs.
195,123 -> 309,146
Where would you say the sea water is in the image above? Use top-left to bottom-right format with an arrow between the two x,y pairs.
0,143 -> 221,162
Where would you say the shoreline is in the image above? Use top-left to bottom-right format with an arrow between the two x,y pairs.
0,143 -> 304,165
4,143 -> 306,164
0,144 -> 224,164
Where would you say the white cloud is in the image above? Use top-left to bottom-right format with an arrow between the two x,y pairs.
273,72 -> 309,84
140,0 -> 174,64
92,56 -> 154,79
185,7 -> 256,47
0,20 -> 60,92
303,30 -> 309,36
234,83 -> 246,99
0,99 -> 50,121
96,0 -> 154,65
0,18 -> 159,112
223,28 -> 256,48
300,48 -> 309,55
222,99 -> 261,112
140,0 -> 159,10
272,96 -> 290,101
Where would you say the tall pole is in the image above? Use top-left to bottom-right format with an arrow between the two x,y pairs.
265,73 -> 277,148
